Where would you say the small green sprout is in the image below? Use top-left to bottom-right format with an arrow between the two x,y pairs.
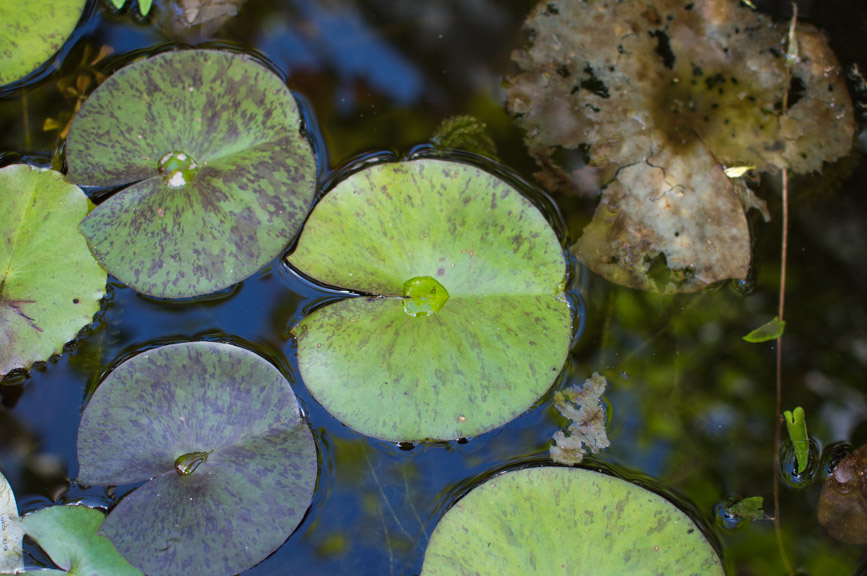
784,407 -> 809,474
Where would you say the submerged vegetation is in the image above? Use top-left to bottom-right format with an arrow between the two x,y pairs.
0,0 -> 865,574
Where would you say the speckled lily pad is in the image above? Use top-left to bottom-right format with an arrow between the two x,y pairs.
421,467 -> 724,575
0,0 -> 86,85
0,165 -> 106,380
66,49 -> 317,298
289,159 -> 573,442
76,341 -> 318,576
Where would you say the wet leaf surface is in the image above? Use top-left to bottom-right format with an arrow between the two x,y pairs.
76,341 -> 318,576
506,0 -> 854,292
818,444 -> 867,545
289,159 -> 572,442
420,467 -> 724,575
66,49 -> 317,298
0,0 -> 86,86
0,165 -> 106,380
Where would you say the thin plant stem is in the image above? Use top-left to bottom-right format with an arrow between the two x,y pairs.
22,93 -> 31,152
772,5 -> 797,573
773,167 -> 794,576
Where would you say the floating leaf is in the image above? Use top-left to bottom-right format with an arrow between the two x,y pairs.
0,470 -> 23,574
818,444 -> 867,545
420,467 -> 724,575
289,159 -> 572,442
506,0 -> 854,292
727,496 -> 765,523
21,505 -> 142,575
784,407 -> 809,474
550,372 -> 609,465
0,0 -> 87,85
76,342 -> 318,576
66,49 -> 317,298
0,165 -> 106,380
743,316 -> 785,343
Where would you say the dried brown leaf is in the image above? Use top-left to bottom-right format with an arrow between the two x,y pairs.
506,0 -> 854,292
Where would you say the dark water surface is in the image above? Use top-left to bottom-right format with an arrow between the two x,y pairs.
2,0 -> 867,574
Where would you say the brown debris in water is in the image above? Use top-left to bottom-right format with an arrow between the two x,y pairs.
818,444 -> 867,545
506,0 -> 854,292
550,372 -> 610,465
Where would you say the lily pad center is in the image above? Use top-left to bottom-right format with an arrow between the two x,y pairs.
403,276 -> 449,317
158,150 -> 199,188
174,450 -> 209,476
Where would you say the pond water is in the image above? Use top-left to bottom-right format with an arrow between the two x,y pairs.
2,0 -> 867,574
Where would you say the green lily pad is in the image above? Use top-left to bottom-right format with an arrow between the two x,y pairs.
76,341 -> 318,576
0,0 -> 87,86
289,159 -> 572,442
65,49 -> 317,298
21,505 -> 143,575
420,467 -> 724,575
0,165 -> 106,379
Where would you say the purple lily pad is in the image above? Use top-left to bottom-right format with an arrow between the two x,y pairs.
77,341 -> 317,576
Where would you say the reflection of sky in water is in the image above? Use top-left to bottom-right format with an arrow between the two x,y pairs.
260,0 -> 424,109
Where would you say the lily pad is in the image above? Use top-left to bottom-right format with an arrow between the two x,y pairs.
0,0 -> 87,86
420,467 -> 724,575
0,164 -> 106,379
21,505 -> 142,575
289,159 -> 572,442
506,0 -> 854,292
66,49 -> 317,298
76,341 -> 318,576
0,470 -> 23,574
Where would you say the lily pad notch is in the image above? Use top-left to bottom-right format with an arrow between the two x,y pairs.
65,48 -> 318,298
289,158 -> 574,442
76,341 -> 318,576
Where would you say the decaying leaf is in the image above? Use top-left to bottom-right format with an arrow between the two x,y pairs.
506,0 -> 854,292
818,444 -> 867,545
431,115 -> 498,159
154,0 -> 247,40
550,372 -> 609,465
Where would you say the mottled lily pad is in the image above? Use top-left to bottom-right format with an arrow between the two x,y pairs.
76,342 -> 318,576
420,467 -> 724,575
506,0 -> 854,292
0,165 -> 106,380
0,0 -> 86,85
66,49 -> 317,298
289,159 -> 572,442
21,505 -> 143,576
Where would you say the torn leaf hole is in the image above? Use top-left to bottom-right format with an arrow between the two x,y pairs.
649,30 -> 676,69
